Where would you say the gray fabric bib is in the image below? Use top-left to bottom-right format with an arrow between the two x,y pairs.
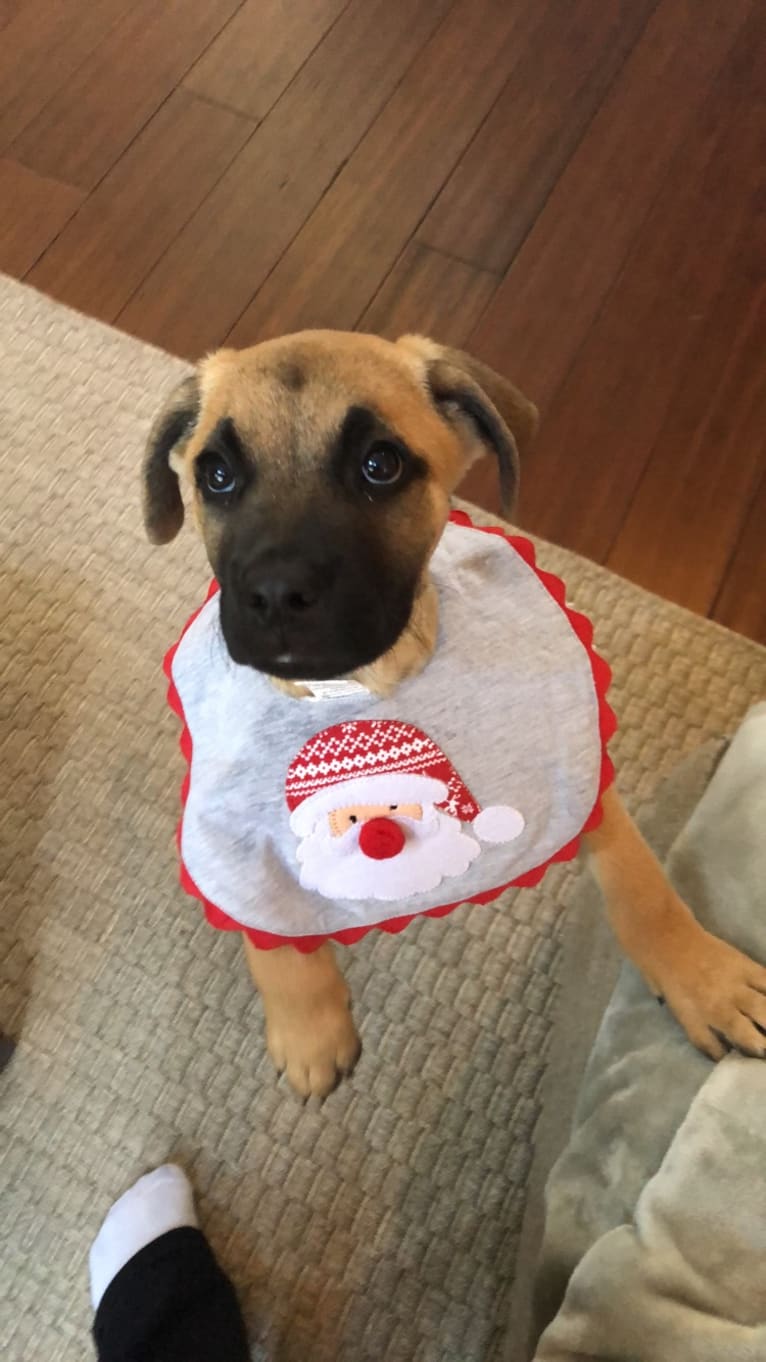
168,515 -> 614,948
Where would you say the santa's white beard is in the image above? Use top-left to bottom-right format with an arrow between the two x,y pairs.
296,807 -> 481,904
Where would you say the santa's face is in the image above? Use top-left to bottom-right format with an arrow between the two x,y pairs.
296,803 -> 481,903
328,802 -> 424,836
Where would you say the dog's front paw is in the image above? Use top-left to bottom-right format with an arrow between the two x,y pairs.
660,927 -> 766,1060
265,985 -> 362,1099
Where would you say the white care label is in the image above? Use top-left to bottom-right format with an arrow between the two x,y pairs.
296,678 -> 371,701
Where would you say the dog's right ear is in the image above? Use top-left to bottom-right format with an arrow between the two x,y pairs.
142,374 -> 200,544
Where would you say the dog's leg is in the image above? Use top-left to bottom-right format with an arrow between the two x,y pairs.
584,787 -> 766,1058
243,938 -> 361,1098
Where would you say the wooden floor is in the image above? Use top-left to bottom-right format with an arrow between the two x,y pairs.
2,0 -> 764,643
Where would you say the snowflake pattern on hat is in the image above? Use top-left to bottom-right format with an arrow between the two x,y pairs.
287,720 -> 480,819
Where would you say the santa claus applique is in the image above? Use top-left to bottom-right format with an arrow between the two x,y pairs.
286,719 -> 526,903
165,512 -> 616,951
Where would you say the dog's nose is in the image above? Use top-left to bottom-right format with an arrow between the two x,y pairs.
239,559 -> 324,625
358,818 -> 406,861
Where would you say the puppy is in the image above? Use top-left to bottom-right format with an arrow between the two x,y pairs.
144,332 -> 766,1097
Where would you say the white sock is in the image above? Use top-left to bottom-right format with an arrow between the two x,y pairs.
89,1164 -> 198,1310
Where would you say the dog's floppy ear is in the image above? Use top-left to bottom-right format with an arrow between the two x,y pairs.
142,374 -> 201,544
397,335 -> 538,517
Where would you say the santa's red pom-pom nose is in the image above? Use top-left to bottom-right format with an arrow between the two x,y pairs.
358,817 -> 406,861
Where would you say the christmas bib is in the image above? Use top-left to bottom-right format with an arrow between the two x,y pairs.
165,511 -> 616,951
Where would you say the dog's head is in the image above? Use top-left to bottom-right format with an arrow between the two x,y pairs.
143,332 -> 537,681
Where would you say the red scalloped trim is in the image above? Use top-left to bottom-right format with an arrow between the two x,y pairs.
163,511 -> 617,952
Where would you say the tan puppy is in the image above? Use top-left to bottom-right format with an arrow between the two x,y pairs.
144,332 -> 766,1097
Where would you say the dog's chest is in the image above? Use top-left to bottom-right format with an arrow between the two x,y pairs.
167,515 -> 614,947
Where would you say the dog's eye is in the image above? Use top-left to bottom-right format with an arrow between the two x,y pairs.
361,443 -> 404,487
197,453 -> 237,497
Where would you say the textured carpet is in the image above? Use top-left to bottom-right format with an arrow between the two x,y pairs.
1,273 -> 764,1362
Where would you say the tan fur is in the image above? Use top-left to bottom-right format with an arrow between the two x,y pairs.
243,937 -> 361,1097
584,789 -> 766,1061
186,333 -> 469,498
145,331 -> 766,1098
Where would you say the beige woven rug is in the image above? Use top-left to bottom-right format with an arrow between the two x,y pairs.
1,273 -> 764,1362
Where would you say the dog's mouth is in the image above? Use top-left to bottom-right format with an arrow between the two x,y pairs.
223,638 -> 393,682
258,648 -> 372,682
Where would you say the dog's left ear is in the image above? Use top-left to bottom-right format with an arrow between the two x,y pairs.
397,336 -> 538,517
142,374 -> 200,544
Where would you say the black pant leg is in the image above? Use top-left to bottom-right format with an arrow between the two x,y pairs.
93,1225 -> 250,1362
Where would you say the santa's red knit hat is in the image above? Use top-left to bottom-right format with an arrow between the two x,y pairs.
286,719 -> 524,843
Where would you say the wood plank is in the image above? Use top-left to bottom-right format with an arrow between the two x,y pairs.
713,469 -> 766,645
184,0 -> 348,121
468,0 -> 755,416
456,458 -> 505,520
0,0 -> 26,30
0,0 -> 133,151
228,0 -> 547,345
26,91 -> 254,323
359,242 -> 499,346
419,0 -> 656,274
0,158 -> 83,276
607,279 -> 766,615
11,0 -> 243,192
117,0 -> 453,359
510,12 -> 764,566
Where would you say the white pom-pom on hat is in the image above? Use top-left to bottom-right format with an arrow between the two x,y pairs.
472,805 -> 525,843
